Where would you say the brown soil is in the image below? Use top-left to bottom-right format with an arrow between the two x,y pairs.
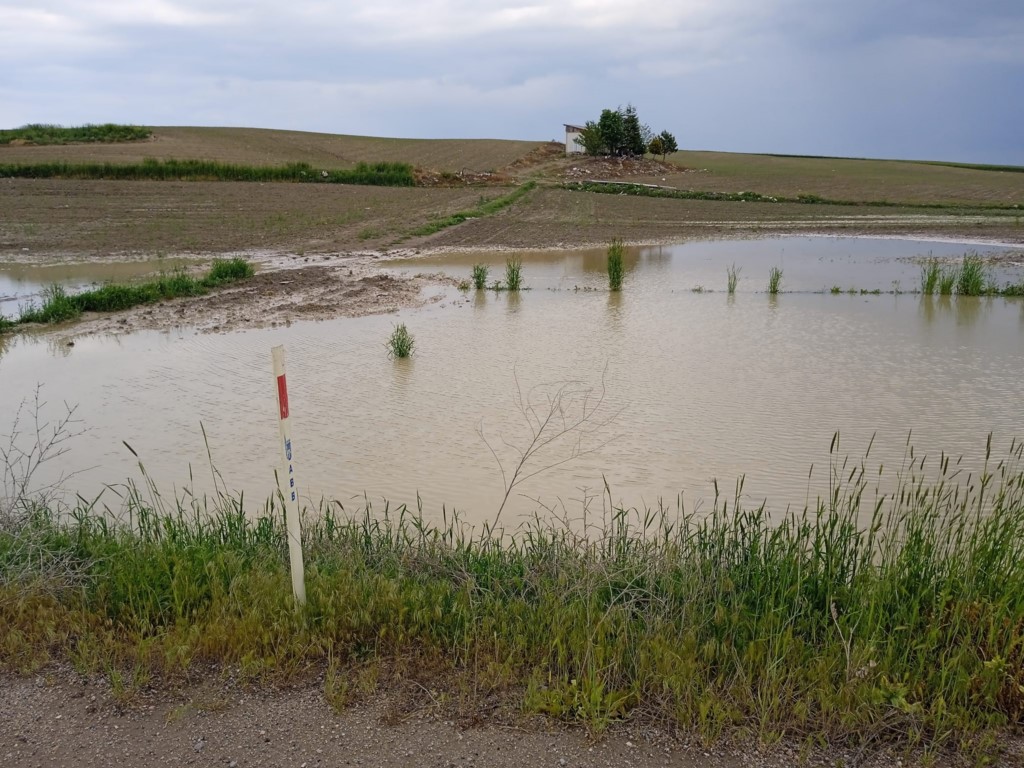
0,127 -> 542,174
3,670 -> 1008,768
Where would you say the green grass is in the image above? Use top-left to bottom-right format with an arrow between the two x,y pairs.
12,258 -> 254,327
504,257 -> 523,291
768,266 -> 783,295
920,260 -> 942,295
386,323 -> 414,358
0,159 -> 415,186
471,264 -> 489,290
727,263 -> 741,294
409,181 -> 536,237
607,239 -> 625,291
3,436 -> 1024,760
917,254 -> 1022,298
0,123 -> 152,145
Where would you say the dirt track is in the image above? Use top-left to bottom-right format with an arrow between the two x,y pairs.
5,670 -> 1005,768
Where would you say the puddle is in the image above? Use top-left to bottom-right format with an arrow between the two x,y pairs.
1,237 -> 1022,527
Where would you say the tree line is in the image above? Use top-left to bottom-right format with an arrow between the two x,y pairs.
575,105 -> 678,161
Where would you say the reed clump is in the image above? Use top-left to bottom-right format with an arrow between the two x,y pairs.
471,264 -> 489,290
918,254 -> 1022,297
607,239 -> 625,291
3,437 -> 1024,759
504,256 -> 523,291
386,323 -> 414,358
727,263 -> 740,294
768,266 -> 783,294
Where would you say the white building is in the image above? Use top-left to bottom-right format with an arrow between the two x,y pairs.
564,124 -> 586,155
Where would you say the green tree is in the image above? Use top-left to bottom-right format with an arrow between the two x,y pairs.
598,109 -> 625,156
576,121 -> 605,156
657,130 -> 678,161
647,135 -> 664,158
622,104 -> 646,156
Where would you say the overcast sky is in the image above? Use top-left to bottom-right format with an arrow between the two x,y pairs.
1,1 -> 1022,164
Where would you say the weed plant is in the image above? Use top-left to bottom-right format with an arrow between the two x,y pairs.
3,436 -> 1024,760
727,263 -> 740,294
0,123 -> 151,145
938,270 -> 956,295
504,257 -> 523,291
471,264 -> 489,290
387,324 -> 414,358
607,239 -> 625,291
920,260 -> 941,294
768,266 -> 783,294
955,254 -> 989,296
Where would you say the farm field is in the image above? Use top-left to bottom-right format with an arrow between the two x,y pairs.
3,126 -> 1024,767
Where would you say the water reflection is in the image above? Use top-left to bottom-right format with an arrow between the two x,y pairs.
472,290 -> 488,311
606,291 -> 624,332
954,296 -> 984,328
918,294 -> 998,329
505,291 -> 522,314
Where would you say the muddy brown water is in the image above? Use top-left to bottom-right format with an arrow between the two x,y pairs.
2,236 -> 1022,528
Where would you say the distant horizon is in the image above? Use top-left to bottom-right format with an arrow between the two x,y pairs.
5,121 -> 1023,169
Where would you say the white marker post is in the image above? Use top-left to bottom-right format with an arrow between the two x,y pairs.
272,345 -> 307,605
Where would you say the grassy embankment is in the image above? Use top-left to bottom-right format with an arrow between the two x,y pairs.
2,258 -> 254,329
0,159 -> 415,186
2,438 -> 1024,760
0,123 -> 152,145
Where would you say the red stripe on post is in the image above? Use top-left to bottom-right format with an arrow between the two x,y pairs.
277,374 -> 290,420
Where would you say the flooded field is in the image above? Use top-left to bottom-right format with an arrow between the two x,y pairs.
1,236 -> 1022,527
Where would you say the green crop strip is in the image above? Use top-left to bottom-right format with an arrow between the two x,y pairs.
0,159 -> 415,186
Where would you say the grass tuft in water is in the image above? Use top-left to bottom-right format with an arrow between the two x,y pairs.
955,254 -> 989,296
607,239 -> 625,291
768,266 -> 783,295
386,323 -> 414,358
471,264 -> 489,290
727,263 -> 740,294
920,259 -> 942,294
504,256 -> 523,291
